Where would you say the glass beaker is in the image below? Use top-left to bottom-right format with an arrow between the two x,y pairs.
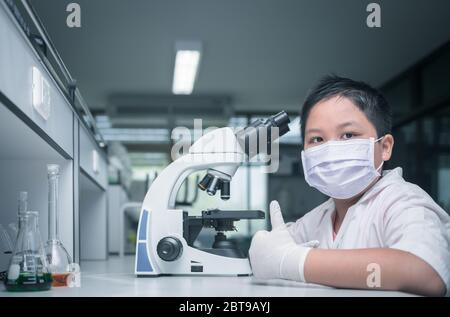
45,164 -> 73,287
4,211 -> 52,291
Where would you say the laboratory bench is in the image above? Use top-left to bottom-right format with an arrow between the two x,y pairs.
0,256 -> 416,297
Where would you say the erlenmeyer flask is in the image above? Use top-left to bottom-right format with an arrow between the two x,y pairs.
0,223 -> 13,254
4,211 -> 52,291
45,164 -> 73,287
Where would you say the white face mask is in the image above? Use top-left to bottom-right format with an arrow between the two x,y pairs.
301,137 -> 384,199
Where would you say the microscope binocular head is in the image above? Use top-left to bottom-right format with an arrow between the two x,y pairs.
197,111 -> 291,201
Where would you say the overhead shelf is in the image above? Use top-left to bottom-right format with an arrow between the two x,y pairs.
0,3 -> 74,157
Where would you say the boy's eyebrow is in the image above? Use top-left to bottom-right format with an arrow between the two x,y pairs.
304,128 -> 322,135
337,121 -> 363,129
305,121 -> 363,135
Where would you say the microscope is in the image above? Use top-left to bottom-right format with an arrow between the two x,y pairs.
135,111 -> 290,276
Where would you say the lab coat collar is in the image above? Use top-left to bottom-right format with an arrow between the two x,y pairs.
325,167 -> 404,211
357,167 -> 404,205
321,168 -> 404,246
321,167 -> 404,219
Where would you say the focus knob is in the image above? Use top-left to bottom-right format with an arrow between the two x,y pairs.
157,237 -> 183,261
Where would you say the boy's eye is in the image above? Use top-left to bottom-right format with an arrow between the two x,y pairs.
309,136 -> 323,144
342,133 -> 354,140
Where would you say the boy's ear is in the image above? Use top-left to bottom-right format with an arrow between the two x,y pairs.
381,134 -> 394,161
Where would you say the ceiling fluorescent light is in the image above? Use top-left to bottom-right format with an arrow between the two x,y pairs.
172,41 -> 202,95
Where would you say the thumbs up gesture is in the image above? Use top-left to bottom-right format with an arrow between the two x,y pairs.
269,200 -> 286,230
249,201 -> 319,282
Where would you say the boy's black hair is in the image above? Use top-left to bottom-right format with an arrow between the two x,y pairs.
300,75 -> 392,141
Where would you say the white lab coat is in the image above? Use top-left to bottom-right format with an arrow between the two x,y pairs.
287,167 -> 450,295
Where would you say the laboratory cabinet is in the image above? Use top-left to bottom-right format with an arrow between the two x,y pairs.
0,1 -> 108,269
0,4 -> 73,157
79,123 -> 109,260
79,169 -> 108,261
107,184 -> 129,255
79,123 -> 108,190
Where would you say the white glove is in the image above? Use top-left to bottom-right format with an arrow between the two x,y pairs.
249,200 -> 319,282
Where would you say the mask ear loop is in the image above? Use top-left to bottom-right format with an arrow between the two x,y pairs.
374,135 -> 386,174
376,161 -> 384,173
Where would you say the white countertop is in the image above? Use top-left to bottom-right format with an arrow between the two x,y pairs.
0,256 -> 415,297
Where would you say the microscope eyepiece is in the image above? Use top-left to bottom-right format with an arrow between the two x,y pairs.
236,111 -> 291,159
269,111 -> 290,136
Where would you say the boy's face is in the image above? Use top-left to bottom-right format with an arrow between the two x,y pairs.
303,95 -> 394,170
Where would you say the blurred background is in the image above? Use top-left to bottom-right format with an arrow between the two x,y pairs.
1,0 -> 449,260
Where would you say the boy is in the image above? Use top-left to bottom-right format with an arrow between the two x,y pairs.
249,75 -> 450,296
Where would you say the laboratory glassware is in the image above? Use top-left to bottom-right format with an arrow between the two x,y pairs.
0,223 -> 13,254
45,164 -> 73,287
4,211 -> 52,291
18,191 -> 28,216
10,191 -> 28,245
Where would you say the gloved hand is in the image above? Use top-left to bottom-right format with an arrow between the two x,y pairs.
249,200 -> 319,282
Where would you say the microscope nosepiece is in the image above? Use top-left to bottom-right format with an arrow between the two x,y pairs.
199,172 -> 231,199
198,174 -> 213,191
220,181 -> 230,200
206,176 -> 220,196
